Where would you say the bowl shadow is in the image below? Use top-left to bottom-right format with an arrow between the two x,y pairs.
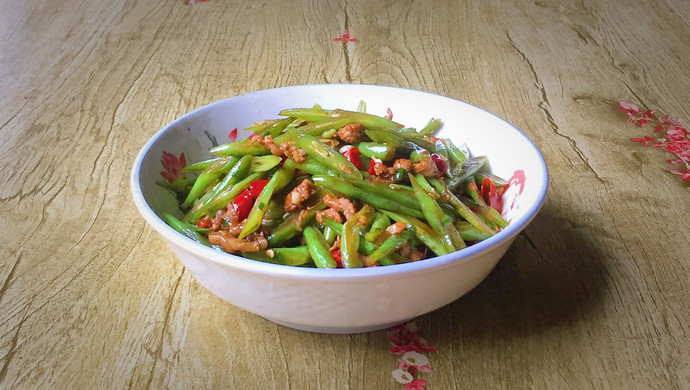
418,201 -> 611,343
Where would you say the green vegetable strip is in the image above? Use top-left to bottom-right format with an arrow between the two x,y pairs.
340,218 -> 362,268
416,118 -> 443,137
465,178 -> 508,228
273,117 -> 354,144
454,221 -> 493,242
303,226 -> 338,269
427,177 -> 495,236
366,129 -> 436,152
185,172 -> 263,222
409,174 -> 464,252
263,117 -> 296,137
239,160 -> 295,239
365,212 -> 390,242
357,142 -> 396,161
181,157 -> 238,208
250,155 -> 282,172
266,201 -> 327,246
182,157 -> 222,172
313,176 -> 425,218
369,228 -> 413,263
209,140 -> 270,156
162,213 -> 210,246
294,156 -> 338,177
320,217 -> 394,265
279,108 -> 404,131
381,210 -> 450,257
444,138 -> 468,166
186,155 -> 252,219
350,180 -> 421,211
286,128 -> 362,181
240,247 -> 312,266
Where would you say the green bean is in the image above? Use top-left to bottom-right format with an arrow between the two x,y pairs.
381,210 -> 450,257
183,156 -> 253,221
267,201 -> 326,246
286,128 -> 362,181
239,160 -> 295,239
273,117 -> 354,144
162,213 -> 210,246
181,157 -> 238,208
182,157 -> 222,172
416,118 -> 443,137
186,172 -> 263,222
262,117 -> 296,137
240,247 -> 312,266
351,180 -> 421,211
209,140 -> 270,156
365,130 -> 429,153
323,225 -> 337,245
427,177 -> 494,236
313,176 -> 425,219
454,221 -> 493,242
295,156 -> 338,177
303,226 -> 338,269
409,174 -> 464,251
357,142 -> 396,161
366,129 -> 436,152
464,178 -> 508,228
369,228 -> 414,263
251,155 -> 282,172
279,108 -> 404,131
444,138 -> 468,167
365,212 -> 390,242
340,218 -> 362,268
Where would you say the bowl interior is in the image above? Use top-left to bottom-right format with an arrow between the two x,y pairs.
132,84 -> 548,273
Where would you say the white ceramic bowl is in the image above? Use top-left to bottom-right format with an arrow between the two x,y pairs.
130,84 -> 548,333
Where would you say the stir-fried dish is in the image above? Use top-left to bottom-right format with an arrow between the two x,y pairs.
160,103 -> 509,268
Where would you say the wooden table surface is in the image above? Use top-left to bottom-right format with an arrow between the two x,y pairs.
2,1 -> 689,388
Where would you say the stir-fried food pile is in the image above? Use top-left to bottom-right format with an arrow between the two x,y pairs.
161,104 -> 509,268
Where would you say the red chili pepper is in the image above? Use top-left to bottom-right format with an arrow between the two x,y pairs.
430,153 -> 447,175
232,189 -> 253,221
480,177 -> 502,213
330,248 -> 343,268
343,148 -> 364,170
248,179 -> 270,198
196,218 -> 212,228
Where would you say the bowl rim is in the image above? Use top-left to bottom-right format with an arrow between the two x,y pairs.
130,83 -> 549,280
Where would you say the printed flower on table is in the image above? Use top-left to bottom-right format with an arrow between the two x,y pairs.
388,322 -> 435,389
398,351 -> 433,374
618,101 -> 690,183
161,151 -> 187,184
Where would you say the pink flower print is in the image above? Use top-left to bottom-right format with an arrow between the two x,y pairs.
161,151 -> 187,184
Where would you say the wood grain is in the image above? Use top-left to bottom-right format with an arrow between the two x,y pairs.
1,0 -> 689,388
